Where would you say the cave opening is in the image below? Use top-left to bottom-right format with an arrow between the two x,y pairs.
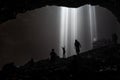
0,4 -> 119,68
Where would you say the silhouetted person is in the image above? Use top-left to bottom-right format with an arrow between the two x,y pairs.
74,40 -> 81,55
62,47 -> 66,58
112,33 -> 118,45
50,49 -> 57,62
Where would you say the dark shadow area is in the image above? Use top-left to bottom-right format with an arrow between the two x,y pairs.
0,0 -> 120,23
0,35 -> 120,80
0,0 -> 120,80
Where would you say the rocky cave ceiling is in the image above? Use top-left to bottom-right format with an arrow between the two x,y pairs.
0,0 -> 120,24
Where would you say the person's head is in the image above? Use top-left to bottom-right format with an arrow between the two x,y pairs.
75,40 -> 78,43
52,49 -> 54,52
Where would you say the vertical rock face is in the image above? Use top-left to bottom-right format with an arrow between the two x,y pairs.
0,0 -> 120,23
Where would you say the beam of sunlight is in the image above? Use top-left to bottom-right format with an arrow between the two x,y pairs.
89,5 -> 97,48
60,5 -> 97,57
64,8 -> 69,57
60,7 -> 78,57
93,6 -> 97,42
89,5 -> 94,47
59,7 -> 69,57
71,8 -> 77,40
70,8 -> 78,56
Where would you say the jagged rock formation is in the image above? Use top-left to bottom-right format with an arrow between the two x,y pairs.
0,0 -> 120,23
0,44 -> 120,80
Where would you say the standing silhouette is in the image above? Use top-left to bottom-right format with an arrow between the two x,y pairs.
50,49 -> 57,62
74,40 -> 81,55
62,47 -> 66,58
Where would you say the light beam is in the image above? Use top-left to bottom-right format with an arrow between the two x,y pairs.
69,8 -> 78,56
60,5 -> 97,57
89,5 -> 97,47
59,7 -> 69,57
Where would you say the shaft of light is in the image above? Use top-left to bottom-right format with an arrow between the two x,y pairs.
93,6 -> 97,42
89,5 -> 97,47
59,7 -> 69,57
59,5 -> 97,57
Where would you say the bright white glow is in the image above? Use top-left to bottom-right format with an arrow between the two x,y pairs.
60,7 -> 78,57
89,5 -> 97,47
60,5 -> 97,57
93,6 -> 97,40
71,8 -> 77,39
69,8 -> 78,55
89,5 -> 94,46
59,7 -> 69,57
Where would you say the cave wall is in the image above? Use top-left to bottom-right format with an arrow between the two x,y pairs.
0,0 -> 120,23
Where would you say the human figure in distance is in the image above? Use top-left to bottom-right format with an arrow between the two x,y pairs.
50,49 -> 57,62
62,47 -> 66,58
74,40 -> 81,55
